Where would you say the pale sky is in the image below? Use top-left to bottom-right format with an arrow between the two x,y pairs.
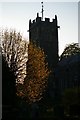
0,2 -> 78,55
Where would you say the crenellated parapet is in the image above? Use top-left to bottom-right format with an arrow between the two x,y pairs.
29,13 -> 60,29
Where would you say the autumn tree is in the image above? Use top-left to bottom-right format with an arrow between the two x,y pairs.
23,42 -> 50,103
60,43 -> 80,60
1,29 -> 50,103
1,29 -> 28,83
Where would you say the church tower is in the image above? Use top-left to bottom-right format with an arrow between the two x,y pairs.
29,10 -> 59,70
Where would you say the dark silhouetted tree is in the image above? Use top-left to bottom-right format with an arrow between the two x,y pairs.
60,43 -> 80,60
2,55 -> 16,119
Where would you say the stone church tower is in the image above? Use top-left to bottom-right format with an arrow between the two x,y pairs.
29,12 -> 59,71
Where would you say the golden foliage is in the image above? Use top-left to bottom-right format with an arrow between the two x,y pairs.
24,42 -> 50,103
1,29 -> 50,103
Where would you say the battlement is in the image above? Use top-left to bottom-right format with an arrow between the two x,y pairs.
29,13 -> 58,26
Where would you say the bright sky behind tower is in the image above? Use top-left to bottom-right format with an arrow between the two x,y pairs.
0,2 -> 78,55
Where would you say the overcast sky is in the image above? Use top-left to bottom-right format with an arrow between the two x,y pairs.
0,2 -> 78,55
